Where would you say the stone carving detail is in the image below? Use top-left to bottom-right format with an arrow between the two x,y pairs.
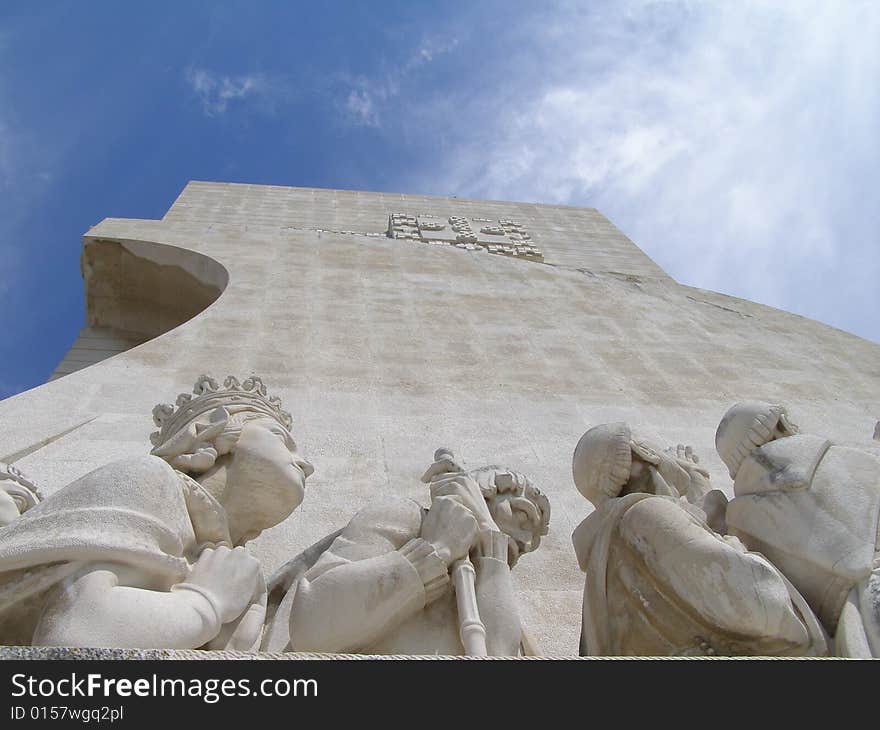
263,449 -> 550,656
571,422 -> 828,657
388,213 -> 420,241
151,374 -> 292,448
480,225 -> 506,236
0,375 -> 312,651
387,213 -> 543,261
0,462 -> 41,529
717,401 -> 880,657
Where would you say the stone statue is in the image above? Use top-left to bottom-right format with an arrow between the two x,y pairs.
717,401 -> 880,657
262,449 -> 550,655
0,375 -> 313,650
571,422 -> 828,656
0,463 -> 41,528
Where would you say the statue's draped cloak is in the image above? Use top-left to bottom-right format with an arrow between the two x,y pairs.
727,434 -> 880,641
573,492 -> 827,656
0,455 -> 230,646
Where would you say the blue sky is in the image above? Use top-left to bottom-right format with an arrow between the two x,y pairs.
1,1 -> 878,399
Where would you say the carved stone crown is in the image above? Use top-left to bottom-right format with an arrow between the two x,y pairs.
0,462 -> 40,496
150,375 -> 292,447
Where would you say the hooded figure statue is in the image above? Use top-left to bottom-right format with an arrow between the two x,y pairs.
717,401 -> 880,657
571,422 -> 828,657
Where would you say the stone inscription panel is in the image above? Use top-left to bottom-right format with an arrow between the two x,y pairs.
387,213 -> 543,262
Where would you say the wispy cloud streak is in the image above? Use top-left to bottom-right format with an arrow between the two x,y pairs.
340,36 -> 458,128
185,68 -> 272,116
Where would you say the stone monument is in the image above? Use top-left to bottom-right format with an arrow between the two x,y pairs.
0,182 -> 877,656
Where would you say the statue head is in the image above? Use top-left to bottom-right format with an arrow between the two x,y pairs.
715,401 -> 798,479
572,422 -> 698,507
469,466 -> 550,566
0,462 -> 41,528
572,423 -> 634,507
150,375 -> 314,544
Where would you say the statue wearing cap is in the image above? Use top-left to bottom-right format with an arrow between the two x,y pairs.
0,375 -> 313,650
717,401 -> 880,657
571,422 -> 828,656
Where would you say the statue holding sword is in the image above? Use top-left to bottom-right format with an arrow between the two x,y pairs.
263,449 -> 550,655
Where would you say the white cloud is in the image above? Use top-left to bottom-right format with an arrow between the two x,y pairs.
339,75 -> 396,128
411,37 -> 458,66
372,0 -> 880,343
345,89 -> 379,128
184,67 -> 272,117
339,35 -> 457,128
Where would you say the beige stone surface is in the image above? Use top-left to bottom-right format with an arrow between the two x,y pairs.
1,181 -> 878,656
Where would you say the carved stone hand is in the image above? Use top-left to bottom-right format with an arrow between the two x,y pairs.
174,545 -> 262,624
657,444 -> 711,501
420,496 -> 479,567
420,454 -> 465,483
428,472 -> 500,534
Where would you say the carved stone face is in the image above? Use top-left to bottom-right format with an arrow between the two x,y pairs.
221,416 -> 314,544
618,453 -> 665,498
488,492 -> 544,565
0,488 -> 21,528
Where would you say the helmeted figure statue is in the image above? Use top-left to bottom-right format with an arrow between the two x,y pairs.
262,450 -> 550,656
0,375 -> 313,650
571,422 -> 828,657
717,401 -> 880,657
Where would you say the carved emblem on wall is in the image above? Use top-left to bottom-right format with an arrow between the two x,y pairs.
387,213 -> 543,261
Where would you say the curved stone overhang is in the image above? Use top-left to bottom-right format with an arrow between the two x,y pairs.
48,238 -> 228,382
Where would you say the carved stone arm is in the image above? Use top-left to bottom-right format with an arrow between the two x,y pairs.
32,564 -> 225,649
473,531 -> 523,656
617,497 -> 828,654
288,539 -> 448,653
